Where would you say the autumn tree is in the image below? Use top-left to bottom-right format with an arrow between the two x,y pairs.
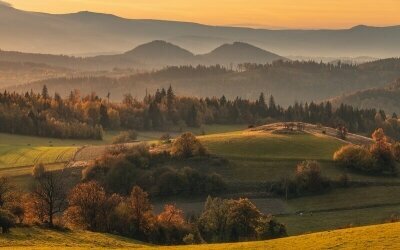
197,197 -> 230,242
125,186 -> 155,239
171,133 -> 207,158
334,145 -> 377,173
370,128 -> 396,174
154,204 -> 190,245
198,197 -> 286,243
226,198 -> 261,241
64,181 -> 108,231
295,161 -> 329,193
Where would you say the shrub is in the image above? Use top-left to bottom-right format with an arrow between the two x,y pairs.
334,145 -> 378,173
0,209 -> 16,234
272,161 -> 330,197
198,197 -> 286,243
256,215 -> 287,240
171,133 -> 208,158
295,161 -> 330,193
334,129 -> 398,174
112,130 -> 138,144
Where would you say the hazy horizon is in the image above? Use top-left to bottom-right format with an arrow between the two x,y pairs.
3,0 -> 400,29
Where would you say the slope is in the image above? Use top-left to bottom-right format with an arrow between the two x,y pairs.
331,79 -> 400,114
2,222 -> 399,249
200,42 -> 286,65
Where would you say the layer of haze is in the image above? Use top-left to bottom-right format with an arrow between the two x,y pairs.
5,0 -> 400,29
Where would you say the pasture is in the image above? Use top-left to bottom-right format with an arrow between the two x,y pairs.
0,124 -> 245,169
200,130 -> 344,161
2,124 -> 400,240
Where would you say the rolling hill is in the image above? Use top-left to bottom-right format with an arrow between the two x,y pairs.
2,222 -> 399,249
2,4 -> 400,57
0,40 -> 286,70
123,40 -> 195,66
200,42 -> 287,65
331,79 -> 400,114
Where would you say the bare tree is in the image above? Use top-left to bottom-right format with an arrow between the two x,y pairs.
31,166 -> 67,227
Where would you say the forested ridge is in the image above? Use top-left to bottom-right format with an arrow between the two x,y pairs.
332,79 -> 400,114
6,59 -> 400,106
1,85 -> 400,140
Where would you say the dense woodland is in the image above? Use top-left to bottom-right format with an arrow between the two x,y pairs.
6,59 -> 400,106
1,85 -> 400,140
332,79 -> 400,114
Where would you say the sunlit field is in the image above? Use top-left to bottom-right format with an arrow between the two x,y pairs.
2,222 -> 399,249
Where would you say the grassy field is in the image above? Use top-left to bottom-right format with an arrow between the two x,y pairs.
200,130 -> 344,161
0,226 -> 148,249
0,125 -> 245,169
2,125 -> 400,241
198,130 -> 347,183
1,222 -> 399,249
0,134 -> 79,169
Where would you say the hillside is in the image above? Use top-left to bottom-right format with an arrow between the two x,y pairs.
2,4 -> 400,57
0,226 -> 148,249
331,79 -> 400,114
0,61 -> 73,87
2,222 -> 399,249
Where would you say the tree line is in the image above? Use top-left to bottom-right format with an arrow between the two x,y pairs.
1,85 -> 400,140
0,176 -> 286,244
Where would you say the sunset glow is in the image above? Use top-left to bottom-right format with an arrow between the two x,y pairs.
6,0 -> 400,29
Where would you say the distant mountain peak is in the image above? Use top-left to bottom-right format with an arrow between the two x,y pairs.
351,25 -> 371,30
125,40 -> 194,56
203,41 -> 286,63
0,1 -> 12,8
122,40 -> 195,65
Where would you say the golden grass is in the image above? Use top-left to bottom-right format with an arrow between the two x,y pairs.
200,130 -> 344,161
0,227 -> 150,249
2,222 -> 400,249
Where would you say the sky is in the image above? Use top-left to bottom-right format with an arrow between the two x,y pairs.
4,0 -> 400,29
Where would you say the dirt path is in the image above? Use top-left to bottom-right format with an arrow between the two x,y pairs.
254,122 -> 372,146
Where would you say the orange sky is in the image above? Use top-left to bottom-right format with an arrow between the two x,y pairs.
5,0 -> 400,29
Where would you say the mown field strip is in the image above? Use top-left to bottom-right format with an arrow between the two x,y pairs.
0,146 -> 78,169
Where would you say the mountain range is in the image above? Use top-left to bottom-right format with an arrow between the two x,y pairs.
0,40 -> 287,70
1,3 -> 400,57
